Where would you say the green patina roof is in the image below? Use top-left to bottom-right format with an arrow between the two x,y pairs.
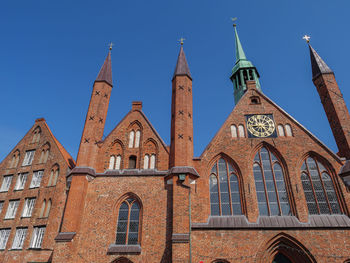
231,26 -> 257,77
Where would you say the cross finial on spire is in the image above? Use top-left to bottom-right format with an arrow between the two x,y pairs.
231,17 -> 237,27
109,42 -> 114,51
303,35 -> 311,43
178,37 -> 185,45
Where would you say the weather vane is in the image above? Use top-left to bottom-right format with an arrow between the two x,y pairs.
231,17 -> 237,27
178,37 -> 185,45
302,35 -> 311,43
109,42 -> 114,50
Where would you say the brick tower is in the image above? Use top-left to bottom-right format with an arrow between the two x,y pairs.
308,43 -> 350,159
59,49 -> 113,236
169,42 -> 198,262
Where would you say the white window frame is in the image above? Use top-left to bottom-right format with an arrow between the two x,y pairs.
143,154 -> 149,169
22,150 -> 35,166
0,202 -> 4,214
30,226 -> 46,248
11,228 -> 27,249
30,171 -> 44,188
5,200 -> 20,219
0,229 -> 11,250
128,131 -> 135,148
150,154 -> 156,169
135,130 -> 141,148
0,175 -> 13,192
22,198 -> 36,218
15,173 -> 28,191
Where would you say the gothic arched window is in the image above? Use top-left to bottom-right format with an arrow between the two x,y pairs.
209,158 -> 242,216
253,147 -> 291,216
301,156 -> 342,215
116,198 -> 141,245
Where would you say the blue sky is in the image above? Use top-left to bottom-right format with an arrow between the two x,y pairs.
1,0 -> 350,161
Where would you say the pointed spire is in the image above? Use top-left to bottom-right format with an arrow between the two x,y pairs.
234,25 -> 247,62
95,50 -> 112,86
308,44 -> 333,80
173,44 -> 192,80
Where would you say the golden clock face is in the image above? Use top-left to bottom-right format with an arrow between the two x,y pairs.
246,114 -> 276,138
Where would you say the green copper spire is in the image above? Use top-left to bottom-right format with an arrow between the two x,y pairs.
230,24 -> 261,105
234,26 -> 247,61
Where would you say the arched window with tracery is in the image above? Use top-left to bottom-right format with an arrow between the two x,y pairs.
253,147 -> 291,216
32,127 -> 41,143
128,131 -> 135,148
301,156 -> 342,215
116,198 -> 141,245
209,158 -> 243,216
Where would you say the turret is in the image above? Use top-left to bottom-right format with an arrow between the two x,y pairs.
230,23 -> 261,104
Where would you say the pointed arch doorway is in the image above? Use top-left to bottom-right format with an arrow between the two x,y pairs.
272,253 -> 292,263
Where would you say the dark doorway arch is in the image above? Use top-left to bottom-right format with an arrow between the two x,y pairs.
111,257 -> 133,263
273,253 -> 292,263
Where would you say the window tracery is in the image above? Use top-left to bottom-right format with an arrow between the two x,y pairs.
116,198 -> 141,245
253,147 -> 291,216
300,156 -> 342,215
209,158 -> 243,216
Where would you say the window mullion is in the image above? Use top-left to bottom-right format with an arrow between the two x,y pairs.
215,161 -> 222,216
270,156 -> 282,215
225,161 -> 233,215
259,151 -> 271,216
305,161 -> 320,214
315,161 -> 332,213
126,202 -> 131,245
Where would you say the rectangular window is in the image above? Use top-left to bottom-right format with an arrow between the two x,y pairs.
5,200 -> 20,219
30,171 -> 44,188
11,228 -> 28,249
22,198 -> 36,218
0,229 -> 11,250
22,150 -> 35,166
30,226 -> 46,249
14,173 -> 28,191
0,201 -> 3,214
0,175 -> 13,192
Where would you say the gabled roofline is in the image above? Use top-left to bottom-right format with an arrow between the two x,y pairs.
200,89 -> 342,164
0,119 -> 76,169
41,121 -> 76,169
102,109 -> 169,154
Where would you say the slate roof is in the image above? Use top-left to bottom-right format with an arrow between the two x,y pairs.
308,44 -> 333,80
96,51 -> 113,86
173,45 -> 192,80
192,215 -> 350,229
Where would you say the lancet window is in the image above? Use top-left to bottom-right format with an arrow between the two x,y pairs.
209,158 -> 243,216
300,156 -> 342,215
253,147 -> 291,216
115,198 -> 141,245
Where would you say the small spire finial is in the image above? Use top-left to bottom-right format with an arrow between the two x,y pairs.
109,42 -> 114,51
178,37 -> 185,45
231,17 -> 237,27
303,35 -> 311,43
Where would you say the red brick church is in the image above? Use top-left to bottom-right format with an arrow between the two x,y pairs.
1,24 -> 350,263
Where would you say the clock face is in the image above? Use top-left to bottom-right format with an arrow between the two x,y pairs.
245,114 -> 277,138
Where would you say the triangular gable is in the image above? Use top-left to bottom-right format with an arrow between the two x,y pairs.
200,88 -> 342,164
0,119 -> 75,169
103,109 -> 169,154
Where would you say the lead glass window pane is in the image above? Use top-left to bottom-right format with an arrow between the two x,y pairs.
209,175 -> 219,216
301,157 -> 342,215
218,159 -> 230,215
230,174 -> 242,215
253,148 -> 291,216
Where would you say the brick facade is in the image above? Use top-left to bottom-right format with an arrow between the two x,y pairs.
1,40 -> 350,263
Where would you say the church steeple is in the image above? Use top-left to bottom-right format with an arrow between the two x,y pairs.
173,44 -> 192,80
308,44 -> 333,80
95,50 -> 112,86
307,40 -> 350,159
230,24 -> 261,105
